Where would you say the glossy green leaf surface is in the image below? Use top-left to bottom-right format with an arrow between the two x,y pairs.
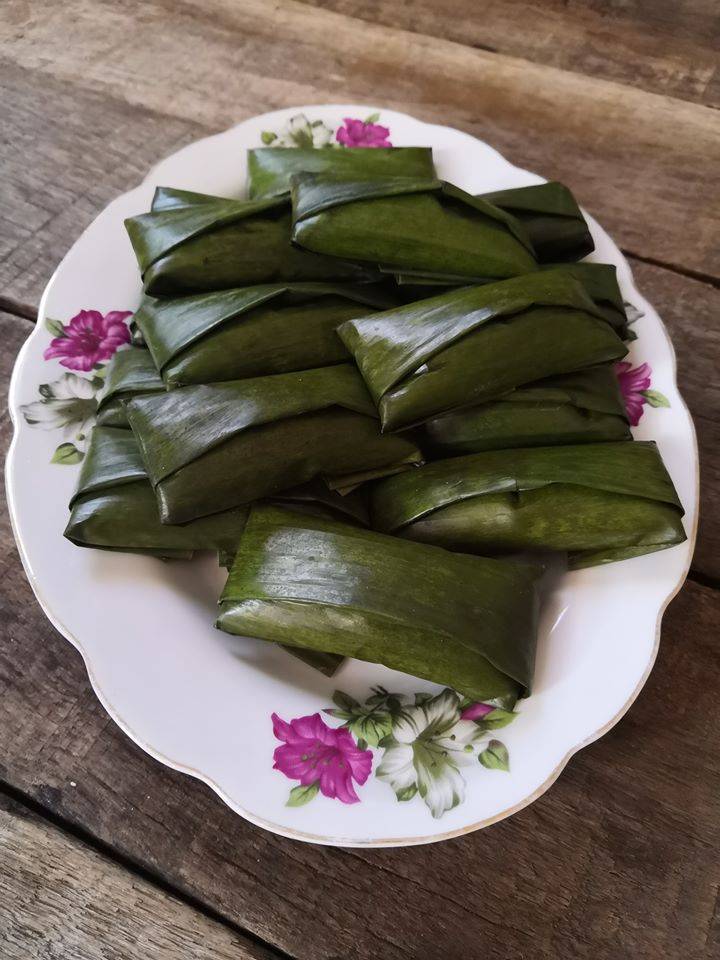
270,478 -> 370,527
480,181 -> 594,262
247,147 -> 435,198
134,283 -> 395,386
371,441 -> 686,567
339,271 -> 628,431
218,506 -> 542,700
539,262 -> 628,335
420,365 -> 630,456
65,427 -> 248,560
392,261 -> 629,338
125,187 -> 374,295
96,348 -> 165,428
66,430 -> 346,677
291,175 -> 537,280
126,365 -> 422,523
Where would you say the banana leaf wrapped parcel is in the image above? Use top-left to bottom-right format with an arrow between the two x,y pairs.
540,263 -> 629,337
126,364 -> 422,523
339,271 -> 628,432
125,187 -> 373,296
95,348 -> 165,428
420,365 -> 630,456
247,146 -> 435,198
480,181 -> 594,262
134,282 -> 395,387
371,441 -> 686,568
217,505 -> 541,704
291,175 -> 538,280
65,427 -> 248,563
66,429 -> 349,677
392,261 -> 630,339
269,478 -> 370,527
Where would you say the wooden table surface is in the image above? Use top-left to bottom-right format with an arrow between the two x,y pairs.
1,2 -> 719,957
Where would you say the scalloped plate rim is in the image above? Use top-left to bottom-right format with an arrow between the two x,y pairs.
5,105 -> 699,846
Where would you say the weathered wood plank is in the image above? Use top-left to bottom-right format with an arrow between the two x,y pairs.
1,304 -> 718,957
0,0 -> 718,285
629,260 -> 720,580
0,792 -> 277,960
0,62 -> 207,310
305,0 -> 720,106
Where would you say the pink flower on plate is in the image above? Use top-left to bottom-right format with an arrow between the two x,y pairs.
460,702 -> 495,722
615,360 -> 652,426
44,310 -> 132,372
336,117 -> 392,148
272,711 -> 373,804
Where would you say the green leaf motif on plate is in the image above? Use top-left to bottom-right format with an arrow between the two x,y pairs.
286,781 -> 320,807
641,388 -> 670,409
473,708 -> 516,730
325,699 -> 393,749
479,740 -> 510,772
51,442 -> 84,465
45,317 -> 66,338
331,690 -> 360,712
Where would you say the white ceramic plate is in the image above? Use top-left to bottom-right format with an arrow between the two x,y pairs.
6,106 -> 698,846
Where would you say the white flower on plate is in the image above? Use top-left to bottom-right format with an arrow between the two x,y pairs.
21,372 -> 98,452
262,113 -> 335,148
376,689 -> 489,819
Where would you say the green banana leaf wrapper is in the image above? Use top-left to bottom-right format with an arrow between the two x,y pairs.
126,364 -> 423,524
125,187 -> 374,296
479,181 -> 594,262
420,365 -> 630,456
134,282 -> 396,387
540,262 -> 628,337
291,175 -> 538,280
217,505 -> 542,703
66,428 -> 368,552
95,348 -> 165,428
392,262 -> 629,337
371,441 -> 686,568
65,430 -> 361,679
269,478 -> 370,528
247,147 -> 435,198
339,271 -> 628,432
231,477 -> 369,675
65,426 -> 248,563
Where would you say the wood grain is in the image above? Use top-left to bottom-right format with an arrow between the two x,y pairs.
1,303 -> 718,957
629,261 -> 720,580
0,0 -> 718,286
0,62 -> 205,310
306,0 -> 720,106
0,792 -> 275,960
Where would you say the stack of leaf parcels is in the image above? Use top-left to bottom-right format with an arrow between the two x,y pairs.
65,145 -> 686,704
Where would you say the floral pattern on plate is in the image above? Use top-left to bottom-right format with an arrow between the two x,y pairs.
273,687 -> 518,819
20,310 -> 133,464
615,360 -> 669,426
261,111 -> 392,148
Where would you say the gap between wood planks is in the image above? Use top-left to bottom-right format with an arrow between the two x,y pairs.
620,252 -> 720,291
0,778 -> 294,960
